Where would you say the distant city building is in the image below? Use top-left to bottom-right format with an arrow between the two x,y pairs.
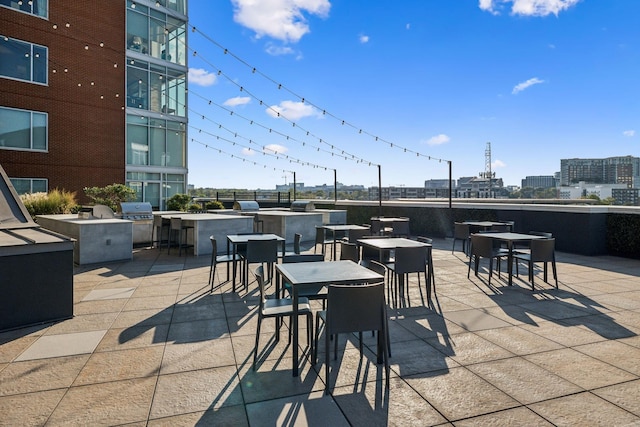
558,182 -> 628,200
424,179 -> 454,188
276,182 -> 365,196
521,175 -> 558,189
611,188 -> 639,206
368,186 -> 427,200
560,156 -> 640,187
456,176 -> 505,198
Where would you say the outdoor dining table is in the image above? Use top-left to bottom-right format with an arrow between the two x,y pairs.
477,232 -> 547,286
322,224 -> 370,260
275,260 -> 384,377
463,221 -> 509,230
226,233 -> 286,289
357,237 -> 429,263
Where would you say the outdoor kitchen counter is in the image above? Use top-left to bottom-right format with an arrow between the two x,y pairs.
155,212 -> 253,256
37,214 -> 133,265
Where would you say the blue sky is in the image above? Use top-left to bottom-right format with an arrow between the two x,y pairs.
186,0 -> 638,189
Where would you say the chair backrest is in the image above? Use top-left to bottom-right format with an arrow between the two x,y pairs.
416,236 -> 433,244
326,282 -> 386,335
362,259 -> 387,277
209,235 -> 217,254
394,246 -> 428,274
490,224 -> 509,232
370,219 -> 382,235
391,220 -> 410,237
469,234 -> 495,258
348,228 -> 369,244
246,239 -> 279,264
293,233 -> 302,254
315,227 -> 326,244
530,238 -> 555,262
170,217 -> 182,230
454,222 -> 470,239
282,254 -> 324,263
153,215 -> 164,228
254,265 -> 267,306
339,242 -> 359,262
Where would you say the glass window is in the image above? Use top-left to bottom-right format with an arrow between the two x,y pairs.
126,2 -> 186,66
150,120 -> 166,166
0,37 -> 48,84
0,106 -> 47,151
0,0 -> 48,18
9,178 -> 48,194
127,115 -> 185,168
127,60 -> 185,116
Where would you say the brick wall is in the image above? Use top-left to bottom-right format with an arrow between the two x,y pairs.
0,3 -> 126,203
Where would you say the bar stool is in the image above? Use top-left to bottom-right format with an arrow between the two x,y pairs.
168,217 -> 194,256
151,215 -> 169,250
253,215 -> 264,233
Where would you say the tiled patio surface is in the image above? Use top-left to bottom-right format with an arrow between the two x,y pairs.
2,238 -> 640,426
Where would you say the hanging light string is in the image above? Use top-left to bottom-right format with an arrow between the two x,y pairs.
188,91 -> 378,166
191,136 -> 295,175
190,24 -> 451,164
187,43 -> 373,165
188,123 -> 335,171
3,20 -> 125,108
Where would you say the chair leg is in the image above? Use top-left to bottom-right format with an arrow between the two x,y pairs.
253,316 -> 262,370
325,327 -> 331,395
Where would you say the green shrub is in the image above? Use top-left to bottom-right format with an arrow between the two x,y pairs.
21,189 -> 78,219
188,203 -> 202,212
205,200 -> 224,210
84,184 -> 136,212
167,193 -> 191,211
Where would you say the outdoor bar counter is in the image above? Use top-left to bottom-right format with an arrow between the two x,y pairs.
157,212 -> 252,255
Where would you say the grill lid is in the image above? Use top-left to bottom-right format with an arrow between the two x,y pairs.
233,201 -> 260,212
120,202 -> 153,219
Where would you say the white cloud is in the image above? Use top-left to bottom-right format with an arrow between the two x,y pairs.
241,147 -> 256,156
623,130 -> 636,137
479,0 -> 580,17
232,0 -> 331,43
492,159 -> 506,168
265,43 -> 296,56
512,77 -> 544,94
266,100 -> 321,120
406,23 -> 411,30
359,34 -> 370,44
264,144 -> 289,154
188,68 -> 217,86
425,134 -> 450,146
223,96 -> 251,107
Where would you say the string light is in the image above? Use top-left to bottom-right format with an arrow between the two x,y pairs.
189,24 -> 451,164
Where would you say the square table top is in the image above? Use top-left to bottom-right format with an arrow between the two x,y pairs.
477,232 -> 547,242
227,233 -> 285,243
463,221 -> 507,228
371,217 -> 409,223
358,237 -> 429,250
276,260 -> 383,286
322,224 -> 370,232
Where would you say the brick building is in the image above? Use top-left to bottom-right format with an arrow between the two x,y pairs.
0,1 -> 188,208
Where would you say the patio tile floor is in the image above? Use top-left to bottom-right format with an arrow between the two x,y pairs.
1,238 -> 640,426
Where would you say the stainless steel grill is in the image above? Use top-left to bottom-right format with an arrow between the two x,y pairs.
290,200 -> 315,212
233,200 -> 260,212
120,202 -> 153,220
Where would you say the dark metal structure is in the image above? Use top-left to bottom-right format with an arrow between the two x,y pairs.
0,165 -> 75,331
